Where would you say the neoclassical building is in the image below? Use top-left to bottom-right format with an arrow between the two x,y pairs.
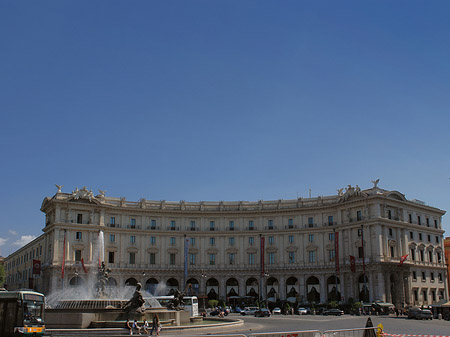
4,182 -> 449,308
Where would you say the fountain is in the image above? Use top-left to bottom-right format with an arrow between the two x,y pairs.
45,230 -> 192,329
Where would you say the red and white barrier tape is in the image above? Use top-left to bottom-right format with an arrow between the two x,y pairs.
384,334 -> 450,337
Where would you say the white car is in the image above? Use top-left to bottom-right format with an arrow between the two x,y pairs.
240,307 -> 259,315
297,307 -> 307,315
272,307 -> 282,314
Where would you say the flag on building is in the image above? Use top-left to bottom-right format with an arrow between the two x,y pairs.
350,255 -> 356,272
398,254 -> 408,266
32,259 -> 41,275
81,258 -> 88,273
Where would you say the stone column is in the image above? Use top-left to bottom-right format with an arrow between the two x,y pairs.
299,273 -> 306,302
278,274 -> 286,300
385,273 -> 391,302
320,274 -> 326,303
378,271 -> 386,302
369,272 -> 375,302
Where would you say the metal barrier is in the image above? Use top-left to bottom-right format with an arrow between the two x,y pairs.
323,327 -> 378,337
249,330 -> 322,337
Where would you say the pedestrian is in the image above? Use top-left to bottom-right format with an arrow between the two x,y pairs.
126,319 -> 133,335
132,319 -> 141,335
143,319 -> 150,335
150,314 -> 160,336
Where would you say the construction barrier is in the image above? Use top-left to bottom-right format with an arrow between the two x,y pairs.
383,335 -> 450,337
323,327 -> 378,337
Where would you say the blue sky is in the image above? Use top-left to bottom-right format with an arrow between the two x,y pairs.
1,1 -> 450,257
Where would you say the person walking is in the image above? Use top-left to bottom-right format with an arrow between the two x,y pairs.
142,319 -> 150,335
126,319 -> 133,335
150,314 -> 160,336
132,319 -> 141,335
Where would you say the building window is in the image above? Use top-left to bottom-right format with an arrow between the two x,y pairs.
150,253 -> 156,264
229,221 -> 235,230
428,251 -> 433,263
269,252 -> 275,264
427,235 -> 431,242
308,251 -> 316,263
110,217 -> 115,226
426,218 -> 430,227
435,236 -> 439,244
77,213 -> 83,224
388,210 -> 392,219
308,217 -> 314,227
357,211 -> 362,221
419,233 -> 422,241
414,290 -> 418,301
358,228 -> 362,237
268,236 -> 274,245
229,253 -> 235,265
110,234 -> 115,243
288,235 -> 294,244
410,232 -> 414,239
308,234 -> 314,242
417,216 -> 421,225
422,272 -> 426,281
169,253 -> 176,265
358,247 -> 364,259
410,249 -> 415,261
432,290 -> 436,302
408,214 -> 412,223
108,251 -> 114,264
437,252 -> 442,263
208,221 -> 215,231
189,254 -> 196,265
438,273 -> 443,282
209,254 -> 215,265
190,237 -> 195,246
423,290 -> 427,302
170,220 -> 176,230
130,218 -> 136,228
249,253 -> 255,265
288,252 -> 295,263
76,232 -> 82,240
151,219 -> 157,228
129,252 -> 136,264
288,219 -> 294,228
249,237 -> 254,245
170,237 -> 176,245
390,246 -> 395,257
412,271 -> 417,280
209,237 -> 215,246
431,272 -> 435,281
130,236 -> 136,244
229,237 -> 235,246
268,220 -> 273,229
389,228 -> 393,236
329,250 -> 335,262
324,215 -> 332,226
190,220 -> 196,230
329,233 -> 335,241
75,250 -> 81,261
150,236 -> 156,245
434,219 -> 438,228
249,220 -> 254,230
419,250 -> 424,261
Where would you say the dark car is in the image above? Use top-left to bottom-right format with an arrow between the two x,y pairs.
255,308 -> 271,317
323,308 -> 344,316
416,309 -> 433,320
210,309 -> 228,316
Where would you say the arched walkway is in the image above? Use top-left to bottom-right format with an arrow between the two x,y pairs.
145,278 -> 158,294
69,276 -> 85,287
327,275 -> 341,302
306,276 -> 320,303
125,277 -> 138,287
286,277 -> 299,303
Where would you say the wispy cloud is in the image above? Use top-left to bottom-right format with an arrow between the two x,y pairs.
8,230 -> 17,236
13,235 -> 36,247
0,238 -> 7,246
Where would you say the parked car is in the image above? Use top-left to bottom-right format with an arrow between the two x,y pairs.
234,306 -> 242,313
323,308 -> 344,316
255,308 -> 271,317
408,307 -> 422,319
416,309 -> 433,320
210,308 -> 228,316
297,307 -> 308,315
240,307 -> 259,316
272,307 -> 282,315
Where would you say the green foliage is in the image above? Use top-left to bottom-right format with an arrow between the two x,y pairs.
329,301 -> 338,308
208,299 -> 219,308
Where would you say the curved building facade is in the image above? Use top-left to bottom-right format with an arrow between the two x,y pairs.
4,182 -> 449,308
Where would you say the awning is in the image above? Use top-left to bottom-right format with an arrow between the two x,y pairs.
373,302 -> 394,308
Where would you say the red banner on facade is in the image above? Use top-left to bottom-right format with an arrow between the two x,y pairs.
260,236 -> 265,276
81,258 -> 88,273
350,255 -> 356,272
334,231 -> 340,275
32,259 -> 41,275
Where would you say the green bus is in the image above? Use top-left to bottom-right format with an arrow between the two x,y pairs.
0,290 -> 45,337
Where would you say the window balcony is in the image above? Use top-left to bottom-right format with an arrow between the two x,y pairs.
147,225 -> 160,230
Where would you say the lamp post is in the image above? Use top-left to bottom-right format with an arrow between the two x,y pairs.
201,271 -> 207,310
